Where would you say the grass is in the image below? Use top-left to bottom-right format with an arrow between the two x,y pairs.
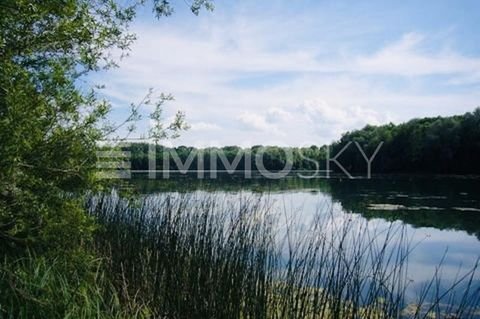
1,191 -> 478,318
0,253 -> 131,318
85,191 -> 480,319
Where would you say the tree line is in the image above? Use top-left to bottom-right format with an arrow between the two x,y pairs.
117,108 -> 480,176
331,108 -> 480,174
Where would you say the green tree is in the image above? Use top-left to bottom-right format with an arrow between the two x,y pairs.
0,0 -> 211,253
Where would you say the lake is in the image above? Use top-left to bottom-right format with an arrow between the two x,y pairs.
128,174 -> 480,305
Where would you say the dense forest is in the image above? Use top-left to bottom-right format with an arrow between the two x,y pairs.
331,108 -> 480,174
121,144 -> 327,172
118,108 -> 480,176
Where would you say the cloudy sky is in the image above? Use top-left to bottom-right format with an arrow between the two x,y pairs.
91,0 -> 480,147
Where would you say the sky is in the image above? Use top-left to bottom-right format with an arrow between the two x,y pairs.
91,0 -> 480,147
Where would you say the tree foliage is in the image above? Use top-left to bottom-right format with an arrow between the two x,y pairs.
0,0 -> 132,253
331,108 -> 480,174
0,0 -> 210,252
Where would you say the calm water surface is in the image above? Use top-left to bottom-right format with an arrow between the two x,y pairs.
130,175 -> 480,302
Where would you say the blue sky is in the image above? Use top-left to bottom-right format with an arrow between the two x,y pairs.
91,0 -> 480,147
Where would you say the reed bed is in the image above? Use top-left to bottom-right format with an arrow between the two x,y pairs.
87,191 -> 480,319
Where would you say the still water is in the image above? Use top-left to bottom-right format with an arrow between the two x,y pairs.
130,174 -> 480,303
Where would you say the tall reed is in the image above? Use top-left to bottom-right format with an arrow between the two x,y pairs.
88,191 -> 480,318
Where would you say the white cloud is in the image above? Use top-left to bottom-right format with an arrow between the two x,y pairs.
237,112 -> 280,133
94,11 -> 480,147
266,107 -> 293,123
298,99 -> 387,137
236,100 -> 388,145
189,121 -> 221,131
355,32 -> 480,77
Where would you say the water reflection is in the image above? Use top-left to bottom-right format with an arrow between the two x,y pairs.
128,174 -> 480,303
131,175 -> 480,240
